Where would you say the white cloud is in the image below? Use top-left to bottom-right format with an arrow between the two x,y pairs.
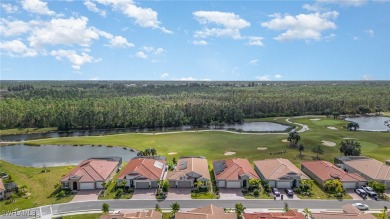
192,40 -> 208,45
107,36 -> 134,48
90,76 -> 99,80
247,36 -> 264,46
249,59 -> 258,65
255,75 -> 271,81
22,0 -> 54,15
0,19 -> 30,37
84,0 -> 106,17
28,17 -> 100,48
362,74 -> 373,80
261,11 -> 338,41
50,49 -> 95,70
160,72 -> 169,78
154,48 -> 164,55
193,11 -> 250,39
135,51 -> 148,59
0,40 -> 37,57
95,0 -> 171,33
316,0 -> 367,7
174,77 -> 211,81
1,3 -> 18,13
365,29 -> 374,37
274,74 -> 283,79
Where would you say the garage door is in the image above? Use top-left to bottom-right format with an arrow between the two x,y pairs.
276,181 -> 291,189
218,181 -> 226,188
342,182 -> 356,189
226,181 -> 241,188
178,181 -> 192,188
96,182 -> 103,189
80,182 -> 94,190
169,181 -> 176,188
135,181 -> 150,189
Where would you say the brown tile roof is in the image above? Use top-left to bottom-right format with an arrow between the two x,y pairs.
175,204 -> 236,219
167,157 -> 210,181
254,158 -> 309,180
311,204 -> 376,219
301,161 -> 366,183
118,158 -> 166,180
0,179 -> 5,191
244,210 -> 305,219
61,158 -> 119,183
100,210 -> 162,219
213,158 -> 259,180
343,157 -> 390,181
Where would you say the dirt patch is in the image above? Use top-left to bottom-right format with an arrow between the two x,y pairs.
224,151 -> 236,155
168,152 -> 177,155
327,126 -> 338,130
310,118 -> 321,121
321,140 -> 336,147
257,147 -> 268,150
281,139 -> 289,143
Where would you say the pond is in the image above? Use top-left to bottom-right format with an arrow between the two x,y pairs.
345,116 -> 390,131
0,144 -> 137,167
0,122 -> 291,142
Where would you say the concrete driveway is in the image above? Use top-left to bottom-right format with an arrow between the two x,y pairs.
219,188 -> 245,200
279,190 -> 300,200
132,189 -> 157,200
71,189 -> 100,202
167,188 -> 192,200
346,189 -> 365,200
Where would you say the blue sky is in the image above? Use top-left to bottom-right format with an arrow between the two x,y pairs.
0,0 -> 389,81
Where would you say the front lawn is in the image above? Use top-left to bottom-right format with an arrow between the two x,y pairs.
191,191 -> 218,199
57,213 -> 103,219
295,181 -> 352,200
0,161 -> 75,212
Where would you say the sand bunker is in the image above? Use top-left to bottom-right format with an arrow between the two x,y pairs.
310,118 -> 321,121
281,139 -> 289,143
168,152 -> 177,155
327,126 -> 338,130
224,151 -> 236,155
342,137 -> 357,140
322,140 -> 336,147
257,147 -> 268,150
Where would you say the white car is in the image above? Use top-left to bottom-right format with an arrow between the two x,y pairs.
352,203 -> 369,211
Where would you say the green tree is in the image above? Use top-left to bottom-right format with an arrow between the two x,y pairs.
298,143 -> 304,156
160,180 -> 169,193
340,140 -> 361,156
332,111 -> 340,119
172,157 -> 177,165
235,203 -> 246,219
367,181 -> 386,194
150,148 -> 157,156
155,203 -> 161,212
311,145 -> 324,159
171,202 -> 180,214
346,122 -> 359,131
303,208 -> 312,219
283,202 -> 289,212
102,203 -> 110,213
249,179 -> 261,190
287,131 -> 301,147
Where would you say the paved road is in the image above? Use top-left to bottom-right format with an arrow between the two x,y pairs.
1,199 -> 389,219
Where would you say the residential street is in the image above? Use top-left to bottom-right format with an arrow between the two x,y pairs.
1,199 -> 389,219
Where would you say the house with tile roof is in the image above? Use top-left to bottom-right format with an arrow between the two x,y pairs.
117,157 -> 166,189
100,210 -> 162,219
167,156 -> 210,188
213,158 -> 259,189
61,157 -> 121,190
244,210 -> 305,219
0,179 -> 5,200
254,158 -> 309,189
175,204 -> 236,219
335,156 -> 390,188
311,204 -> 376,219
301,161 -> 366,189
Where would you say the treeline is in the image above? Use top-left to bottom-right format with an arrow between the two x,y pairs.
0,81 -> 389,130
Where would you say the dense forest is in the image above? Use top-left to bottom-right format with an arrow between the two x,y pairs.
0,81 -> 389,130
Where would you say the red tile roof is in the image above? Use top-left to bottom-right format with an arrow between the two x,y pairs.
244,210 -> 305,219
175,204 -> 236,219
254,158 -> 309,180
301,161 -> 366,183
311,204 -> 376,219
167,157 -> 210,181
61,158 -> 119,183
118,158 -> 166,180
213,158 -> 259,180
100,210 -> 162,219
342,157 -> 390,181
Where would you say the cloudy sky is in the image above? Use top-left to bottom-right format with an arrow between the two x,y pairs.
0,0 -> 389,80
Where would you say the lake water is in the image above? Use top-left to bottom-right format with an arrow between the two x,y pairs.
345,116 -> 389,131
0,122 -> 291,142
0,144 -> 137,167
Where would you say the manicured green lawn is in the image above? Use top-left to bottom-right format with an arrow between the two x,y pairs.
58,213 -> 103,219
191,191 -> 218,199
162,212 -> 173,219
0,127 -> 57,135
0,161 -> 74,212
295,182 -> 352,200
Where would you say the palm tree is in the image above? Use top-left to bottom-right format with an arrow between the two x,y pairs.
298,143 -> 304,156
235,203 -> 246,219
171,202 -> 180,214
311,145 -> 324,159
303,208 -> 312,219
347,122 -> 359,131
150,148 -> 157,156
287,131 -> 301,147
283,202 -> 289,212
